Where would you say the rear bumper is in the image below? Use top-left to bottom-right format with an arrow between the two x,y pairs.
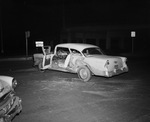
105,67 -> 128,77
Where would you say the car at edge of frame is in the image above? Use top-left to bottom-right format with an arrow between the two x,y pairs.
0,75 -> 22,122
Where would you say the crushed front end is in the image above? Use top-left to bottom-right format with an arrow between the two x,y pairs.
0,91 -> 22,122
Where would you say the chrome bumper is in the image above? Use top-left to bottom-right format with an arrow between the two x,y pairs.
1,96 -> 22,122
106,67 -> 128,77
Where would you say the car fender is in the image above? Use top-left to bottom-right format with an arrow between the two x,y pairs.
77,60 -> 95,75
70,56 -> 93,74
0,76 -> 13,87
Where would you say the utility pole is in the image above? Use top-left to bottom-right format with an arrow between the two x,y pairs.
25,31 -> 30,58
62,0 -> 66,30
0,0 -> 4,54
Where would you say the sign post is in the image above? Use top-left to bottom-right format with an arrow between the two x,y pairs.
25,31 -> 30,58
131,31 -> 136,54
35,41 -> 45,54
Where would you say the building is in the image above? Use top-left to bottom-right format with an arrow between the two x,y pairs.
60,25 -> 150,55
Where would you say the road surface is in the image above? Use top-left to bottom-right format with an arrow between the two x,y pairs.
0,57 -> 150,122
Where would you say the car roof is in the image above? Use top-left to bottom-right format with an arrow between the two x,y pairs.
56,43 -> 98,52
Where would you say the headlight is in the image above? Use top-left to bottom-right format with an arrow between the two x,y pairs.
12,78 -> 17,89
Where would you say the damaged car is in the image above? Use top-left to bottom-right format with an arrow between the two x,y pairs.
0,75 -> 22,122
33,43 -> 128,82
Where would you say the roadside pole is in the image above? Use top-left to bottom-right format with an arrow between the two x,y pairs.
132,37 -> 134,54
0,1 -> 4,54
0,22 -> 3,54
25,31 -> 30,59
131,31 -> 136,54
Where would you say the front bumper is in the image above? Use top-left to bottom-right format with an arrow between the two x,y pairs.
0,96 -> 22,122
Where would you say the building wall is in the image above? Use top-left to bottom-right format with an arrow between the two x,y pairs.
60,26 -> 150,54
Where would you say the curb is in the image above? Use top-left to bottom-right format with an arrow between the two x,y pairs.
0,57 -> 32,62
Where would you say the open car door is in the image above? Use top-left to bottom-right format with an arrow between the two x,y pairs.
40,46 -> 52,70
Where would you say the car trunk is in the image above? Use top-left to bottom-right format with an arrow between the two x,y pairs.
107,58 -> 123,71
85,55 -> 123,71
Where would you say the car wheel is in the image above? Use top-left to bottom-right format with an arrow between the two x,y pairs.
77,66 -> 91,82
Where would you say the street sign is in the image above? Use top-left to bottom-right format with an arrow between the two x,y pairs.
25,31 -> 30,38
131,31 -> 136,54
35,41 -> 44,47
131,31 -> 136,37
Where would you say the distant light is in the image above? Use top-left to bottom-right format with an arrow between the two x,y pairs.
131,31 -> 136,37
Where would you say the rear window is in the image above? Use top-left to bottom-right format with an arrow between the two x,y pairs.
56,47 -> 70,54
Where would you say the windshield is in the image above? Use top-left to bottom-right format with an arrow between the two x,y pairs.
82,47 -> 103,56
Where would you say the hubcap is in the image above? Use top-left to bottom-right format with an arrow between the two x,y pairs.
80,69 -> 88,79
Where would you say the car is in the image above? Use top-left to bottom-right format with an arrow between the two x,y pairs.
0,75 -> 22,122
33,43 -> 128,82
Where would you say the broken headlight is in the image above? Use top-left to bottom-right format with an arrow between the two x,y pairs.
12,78 -> 17,89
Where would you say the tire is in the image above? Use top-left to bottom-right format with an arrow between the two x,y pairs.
77,66 -> 91,82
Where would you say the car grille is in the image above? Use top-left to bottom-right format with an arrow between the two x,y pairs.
0,92 -> 15,115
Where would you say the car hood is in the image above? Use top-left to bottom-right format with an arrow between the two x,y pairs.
0,81 -> 11,98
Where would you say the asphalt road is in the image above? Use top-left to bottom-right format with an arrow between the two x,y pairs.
0,57 -> 150,122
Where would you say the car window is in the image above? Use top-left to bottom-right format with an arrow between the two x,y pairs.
82,47 -> 103,56
56,47 -> 70,55
34,46 -> 50,54
70,49 -> 81,54
35,47 -> 43,53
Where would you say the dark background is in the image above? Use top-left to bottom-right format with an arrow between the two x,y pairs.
0,0 -> 150,56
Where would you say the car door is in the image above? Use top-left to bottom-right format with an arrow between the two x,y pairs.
51,47 -> 70,70
40,46 -> 52,69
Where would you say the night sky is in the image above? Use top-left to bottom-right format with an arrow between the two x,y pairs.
0,0 -> 150,55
